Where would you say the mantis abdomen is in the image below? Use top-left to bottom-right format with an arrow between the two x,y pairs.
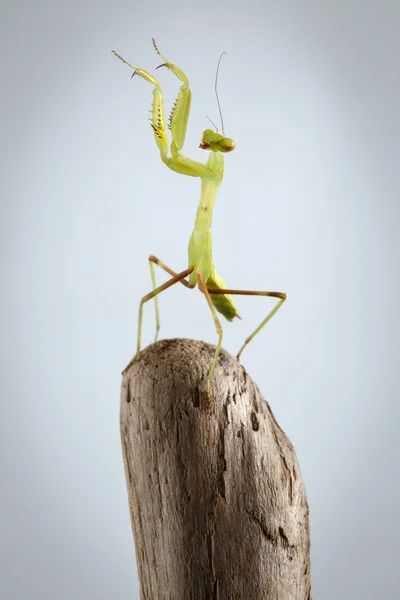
206,268 -> 240,322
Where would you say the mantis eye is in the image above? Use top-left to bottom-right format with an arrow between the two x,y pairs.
219,137 -> 235,152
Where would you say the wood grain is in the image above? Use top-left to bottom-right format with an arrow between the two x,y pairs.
120,338 -> 311,599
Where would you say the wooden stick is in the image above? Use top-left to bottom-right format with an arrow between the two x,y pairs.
120,339 -> 311,599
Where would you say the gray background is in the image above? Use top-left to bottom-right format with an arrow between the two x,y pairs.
1,1 -> 399,598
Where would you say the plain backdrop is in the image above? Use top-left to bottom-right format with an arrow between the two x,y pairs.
1,1 -> 399,598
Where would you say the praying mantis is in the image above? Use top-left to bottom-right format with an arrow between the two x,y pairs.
113,39 -> 286,407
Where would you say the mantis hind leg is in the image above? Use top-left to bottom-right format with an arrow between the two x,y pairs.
122,267 -> 194,375
198,275 -> 223,411
148,255 -> 195,342
206,287 -> 287,360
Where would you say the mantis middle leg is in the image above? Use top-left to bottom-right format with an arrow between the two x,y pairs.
207,287 -> 287,359
122,267 -> 194,374
148,255 -> 194,342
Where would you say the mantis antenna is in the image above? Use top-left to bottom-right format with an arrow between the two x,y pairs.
205,52 -> 226,133
215,51 -> 226,135
206,115 -> 219,131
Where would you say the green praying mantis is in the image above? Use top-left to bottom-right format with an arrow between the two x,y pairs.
113,39 -> 286,408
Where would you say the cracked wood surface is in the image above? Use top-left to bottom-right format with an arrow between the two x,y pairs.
120,338 -> 311,600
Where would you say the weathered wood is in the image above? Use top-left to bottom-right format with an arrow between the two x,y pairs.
120,338 -> 311,600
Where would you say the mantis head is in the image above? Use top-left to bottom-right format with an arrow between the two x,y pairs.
199,129 -> 235,153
